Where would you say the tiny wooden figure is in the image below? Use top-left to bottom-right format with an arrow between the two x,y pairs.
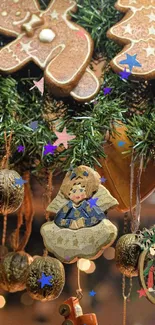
59,296 -> 98,325
41,165 -> 118,263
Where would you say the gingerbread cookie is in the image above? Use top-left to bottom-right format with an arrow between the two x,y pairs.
115,0 -> 155,12
0,0 -> 100,101
107,1 -> 155,79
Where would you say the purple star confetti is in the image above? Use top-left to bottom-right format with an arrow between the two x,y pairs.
118,140 -> 126,147
43,143 -> 57,155
103,87 -> 112,96
119,68 -> 131,80
38,273 -> 53,289
88,197 -> 98,208
17,145 -> 25,153
100,177 -> 107,183
89,290 -> 96,297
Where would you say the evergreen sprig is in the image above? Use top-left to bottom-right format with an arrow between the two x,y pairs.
0,0 -> 154,173
73,0 -> 123,58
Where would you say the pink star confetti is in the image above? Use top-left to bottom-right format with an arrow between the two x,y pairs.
53,127 -> 76,149
30,77 -> 44,95
137,288 -> 147,298
76,30 -> 86,39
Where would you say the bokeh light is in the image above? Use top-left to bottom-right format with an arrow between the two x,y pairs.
20,293 -> 34,306
0,295 -> 6,308
77,258 -> 91,271
103,247 -> 115,260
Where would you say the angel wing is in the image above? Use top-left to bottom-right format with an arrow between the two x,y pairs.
46,190 -> 69,214
0,0 -> 40,37
93,184 -> 118,212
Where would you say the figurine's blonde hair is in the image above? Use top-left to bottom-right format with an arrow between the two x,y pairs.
60,165 -> 100,199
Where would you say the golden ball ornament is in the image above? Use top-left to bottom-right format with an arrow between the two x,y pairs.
26,256 -> 65,301
0,251 -> 33,292
115,234 -> 141,277
0,169 -> 24,214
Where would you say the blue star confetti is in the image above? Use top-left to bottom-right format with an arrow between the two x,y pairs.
119,68 -> 131,80
89,290 -> 96,297
14,177 -> 27,187
88,197 -> 98,208
100,177 -> 107,183
118,140 -> 126,147
17,145 -> 25,153
103,87 -> 112,96
43,143 -> 57,155
38,273 -> 53,289
119,54 -> 142,72
29,121 -> 38,130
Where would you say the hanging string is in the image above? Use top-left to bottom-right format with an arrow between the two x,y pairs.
2,214 -> 8,246
122,275 -> 132,325
134,155 -> 143,233
10,171 -> 34,251
1,131 -> 13,251
1,131 -> 13,169
76,260 -> 83,300
43,170 -> 53,257
122,212 -> 133,325
129,149 -> 135,225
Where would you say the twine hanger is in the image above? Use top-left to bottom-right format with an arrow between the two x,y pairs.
43,170 -> 53,257
1,131 -> 13,248
76,260 -> 83,301
11,170 -> 34,252
122,150 -> 144,325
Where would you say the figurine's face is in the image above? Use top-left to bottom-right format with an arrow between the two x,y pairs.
150,244 -> 155,256
69,183 -> 86,203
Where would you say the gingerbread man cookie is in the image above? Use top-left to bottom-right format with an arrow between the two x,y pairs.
107,1 -> 155,79
0,0 -> 100,101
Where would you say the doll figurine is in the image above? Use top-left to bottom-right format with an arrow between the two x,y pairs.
41,165 -> 118,263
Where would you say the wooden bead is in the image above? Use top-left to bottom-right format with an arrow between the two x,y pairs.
26,256 -> 65,301
0,169 -> 24,214
115,234 -> 141,277
0,251 -> 33,292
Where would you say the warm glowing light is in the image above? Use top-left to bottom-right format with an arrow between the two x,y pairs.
20,292 -> 34,306
85,261 -> 96,274
77,258 -> 91,271
103,247 -> 115,260
0,295 -> 6,308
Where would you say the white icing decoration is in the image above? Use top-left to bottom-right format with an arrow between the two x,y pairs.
16,11 -> 21,16
1,11 -> 7,16
129,0 -> 137,3
12,12 -> 31,26
46,32 -> 91,85
148,26 -> 155,35
147,12 -> 155,22
39,29 -> 55,43
144,45 -> 155,56
51,10 -> 59,20
62,1 -> 78,31
21,41 -> 33,52
13,0 -> 19,2
122,24 -> 133,34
